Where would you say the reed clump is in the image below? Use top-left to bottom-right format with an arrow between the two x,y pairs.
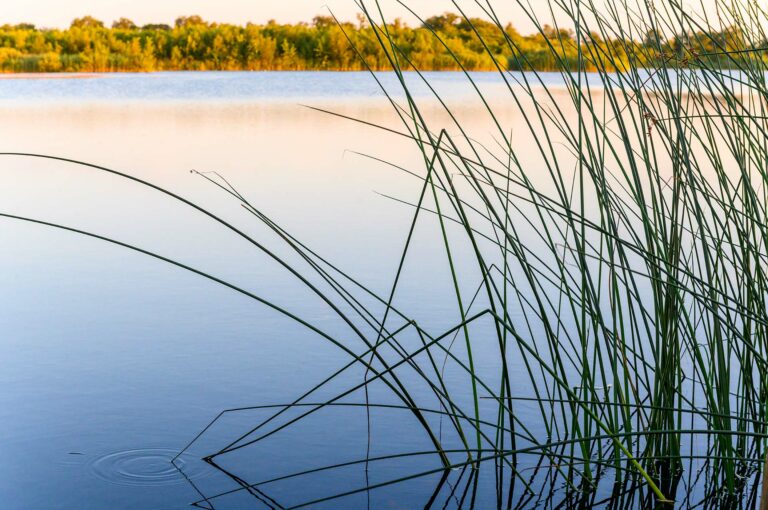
286,0 -> 767,506
194,0 -> 768,505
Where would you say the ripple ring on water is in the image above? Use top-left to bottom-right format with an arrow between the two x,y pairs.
89,448 -> 207,487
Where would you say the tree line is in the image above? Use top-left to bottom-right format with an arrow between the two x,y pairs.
0,13 -> 758,73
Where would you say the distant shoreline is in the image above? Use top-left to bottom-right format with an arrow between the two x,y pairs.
0,15 -> 633,74
0,69 -> 605,79
0,70 -> 505,80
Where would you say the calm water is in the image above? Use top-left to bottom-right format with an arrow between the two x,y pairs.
0,71 -> 539,509
1,71 -> 737,508
0,70 -> 560,105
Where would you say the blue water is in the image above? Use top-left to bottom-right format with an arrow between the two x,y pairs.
0,71 -> 741,509
0,71 -> 524,105
0,69 -> 726,107
0,71 -> 522,509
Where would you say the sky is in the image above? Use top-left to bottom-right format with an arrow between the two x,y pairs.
2,0 -> 730,34
4,1 -> 532,30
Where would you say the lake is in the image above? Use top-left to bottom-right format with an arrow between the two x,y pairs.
0,70 -> 759,509
0,71 -> 543,509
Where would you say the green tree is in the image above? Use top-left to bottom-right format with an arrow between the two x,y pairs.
112,18 -> 137,30
0,12 -> 722,73
71,16 -> 104,29
175,15 -> 207,28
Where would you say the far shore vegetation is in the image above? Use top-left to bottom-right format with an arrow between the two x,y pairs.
0,13 -> 758,73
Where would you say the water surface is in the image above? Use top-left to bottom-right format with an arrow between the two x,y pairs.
1,71 -> 530,509
2,70 -> 737,508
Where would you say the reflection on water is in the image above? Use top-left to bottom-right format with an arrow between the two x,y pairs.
0,71 -> 754,508
0,72 -> 534,509
0,70 -> 560,106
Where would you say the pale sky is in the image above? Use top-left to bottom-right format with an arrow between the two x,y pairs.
3,0 -> 733,34
4,1 -> 532,30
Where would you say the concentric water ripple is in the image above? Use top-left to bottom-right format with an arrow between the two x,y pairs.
89,448 -> 208,486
